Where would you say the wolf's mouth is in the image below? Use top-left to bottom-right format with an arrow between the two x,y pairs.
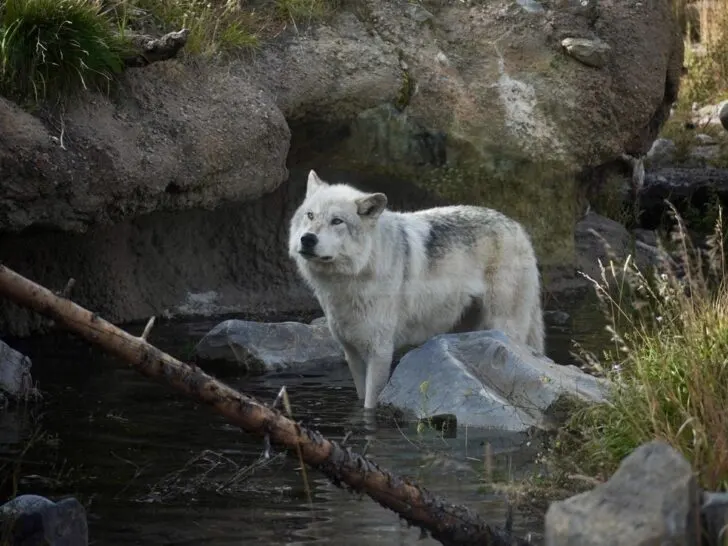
298,250 -> 333,262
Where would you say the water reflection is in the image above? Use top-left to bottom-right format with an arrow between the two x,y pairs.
2,302 -> 607,545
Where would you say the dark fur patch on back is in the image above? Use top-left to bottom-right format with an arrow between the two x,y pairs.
424,213 -> 479,262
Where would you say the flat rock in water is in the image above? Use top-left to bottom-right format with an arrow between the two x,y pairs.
0,494 -> 88,546
545,441 -> 700,546
378,330 -> 609,432
194,319 -> 344,373
0,340 -> 34,402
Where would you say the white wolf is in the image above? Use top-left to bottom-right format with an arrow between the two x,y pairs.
288,170 -> 544,410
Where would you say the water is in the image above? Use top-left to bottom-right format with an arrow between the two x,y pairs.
1,305 -> 607,545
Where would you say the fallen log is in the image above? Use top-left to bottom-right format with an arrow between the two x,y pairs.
0,263 -> 529,546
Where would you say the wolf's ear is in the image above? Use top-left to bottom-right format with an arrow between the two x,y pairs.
306,170 -> 328,196
356,193 -> 387,219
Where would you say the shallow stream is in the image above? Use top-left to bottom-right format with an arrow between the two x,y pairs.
1,303 -> 607,545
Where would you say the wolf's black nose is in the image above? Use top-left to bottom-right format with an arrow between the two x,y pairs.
300,233 -> 318,249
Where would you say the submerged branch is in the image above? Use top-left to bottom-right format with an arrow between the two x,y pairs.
0,263 -> 529,546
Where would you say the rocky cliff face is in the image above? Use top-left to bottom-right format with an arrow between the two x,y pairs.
0,0 -> 683,336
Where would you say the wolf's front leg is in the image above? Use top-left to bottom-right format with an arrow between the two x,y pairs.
342,346 -> 366,401
363,341 -> 395,410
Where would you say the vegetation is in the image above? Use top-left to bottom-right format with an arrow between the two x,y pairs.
678,0 -> 728,107
128,0 -> 262,57
0,0 -> 340,105
0,0 -> 128,104
550,205 -> 728,492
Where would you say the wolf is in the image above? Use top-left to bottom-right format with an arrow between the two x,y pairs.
288,170 -> 545,410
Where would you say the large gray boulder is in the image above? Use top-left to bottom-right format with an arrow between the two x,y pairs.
378,329 -> 608,432
194,319 -> 344,373
545,441 -> 700,546
0,495 -> 88,546
0,340 -> 35,403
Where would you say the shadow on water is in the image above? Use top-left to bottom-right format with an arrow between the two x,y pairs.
1,300 -> 608,545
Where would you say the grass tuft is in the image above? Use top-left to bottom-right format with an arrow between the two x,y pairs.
275,0 -> 339,24
556,203 -> 728,491
0,0 -> 127,104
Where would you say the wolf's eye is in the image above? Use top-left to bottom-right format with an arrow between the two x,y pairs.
331,218 -> 343,226
306,211 -> 314,220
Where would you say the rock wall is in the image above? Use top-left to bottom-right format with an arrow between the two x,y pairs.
0,0 -> 684,336
0,170 -> 447,336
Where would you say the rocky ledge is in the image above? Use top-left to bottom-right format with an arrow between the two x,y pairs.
0,0 -> 684,336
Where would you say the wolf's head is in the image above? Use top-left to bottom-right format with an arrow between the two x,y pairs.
288,170 -> 388,275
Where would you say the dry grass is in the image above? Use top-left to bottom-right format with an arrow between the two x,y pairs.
677,0 -> 728,107
117,0 -> 340,58
552,204 -> 728,492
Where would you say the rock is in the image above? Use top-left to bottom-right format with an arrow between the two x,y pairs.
0,340 -> 35,403
561,37 -> 612,68
695,133 -> 717,146
544,310 -> 570,326
632,228 -> 658,247
702,492 -> 728,546
545,441 -> 700,546
693,100 -> 728,128
575,213 -> 631,280
0,495 -> 88,546
646,138 -> 677,168
378,329 -> 608,432
720,102 -> 728,132
575,212 -> 670,278
0,70 -> 290,233
639,168 -> 728,229
309,316 -> 328,327
515,0 -> 545,14
194,319 -> 344,372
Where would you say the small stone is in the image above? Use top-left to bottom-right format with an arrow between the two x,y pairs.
0,340 -> 35,402
405,4 -> 433,23
719,102 -> 728,131
702,492 -> 728,546
544,310 -> 571,326
545,441 -> 700,546
561,37 -> 612,68
516,0 -> 546,14
646,138 -> 677,168
0,495 -> 89,546
695,133 -> 717,145
632,228 -> 658,247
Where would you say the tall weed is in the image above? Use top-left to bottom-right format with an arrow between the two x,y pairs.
563,204 -> 728,491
